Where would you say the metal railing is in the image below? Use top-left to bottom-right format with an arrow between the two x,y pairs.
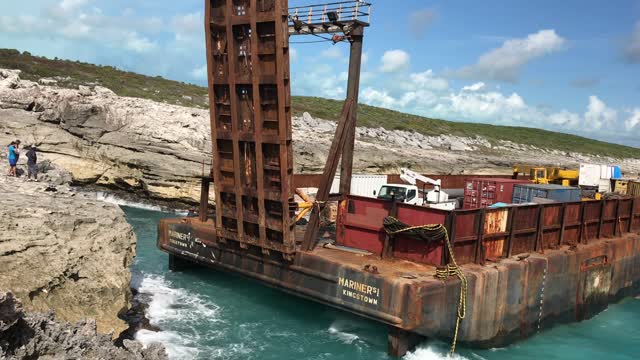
289,1 -> 371,26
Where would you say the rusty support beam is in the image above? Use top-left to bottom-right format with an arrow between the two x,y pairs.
443,211 -> 456,265
199,177 -> 212,222
302,99 -> 354,251
475,209 -> 486,264
535,205 -> 544,252
614,199 -> 620,236
388,327 -> 424,358
579,202 -> 586,244
507,207 -> 517,257
629,198 -> 636,232
597,200 -> 605,239
559,202 -> 567,247
339,25 -> 365,197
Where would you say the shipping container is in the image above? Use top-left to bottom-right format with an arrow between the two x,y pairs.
512,184 -> 581,204
464,178 -> 530,209
579,164 -> 601,186
331,174 -> 388,197
613,180 -> 629,194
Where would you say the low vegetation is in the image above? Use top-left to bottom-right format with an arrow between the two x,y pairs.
2,48 -> 638,159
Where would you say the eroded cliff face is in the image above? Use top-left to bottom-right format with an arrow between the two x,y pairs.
2,68 -> 640,207
0,69 -> 212,206
0,177 -> 136,337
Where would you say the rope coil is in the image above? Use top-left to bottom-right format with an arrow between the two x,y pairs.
383,216 -> 467,354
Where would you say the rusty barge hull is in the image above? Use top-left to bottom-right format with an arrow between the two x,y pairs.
158,198 -> 640,349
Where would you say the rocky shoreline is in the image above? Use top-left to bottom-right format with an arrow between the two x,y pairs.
3,68 -> 640,207
0,292 -> 166,359
0,166 -> 167,358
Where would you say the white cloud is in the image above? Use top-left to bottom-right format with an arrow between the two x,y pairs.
190,64 -> 208,80
452,29 -> 567,82
584,95 -> 617,130
380,49 -> 410,73
409,70 -> 449,91
625,109 -> 640,130
623,21 -> 640,63
59,0 -> 90,12
125,32 -> 156,53
462,82 -> 486,92
548,110 -> 581,128
320,46 -> 343,59
290,47 -> 298,62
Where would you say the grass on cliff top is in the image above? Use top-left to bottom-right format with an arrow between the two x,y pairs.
2,48 -> 638,159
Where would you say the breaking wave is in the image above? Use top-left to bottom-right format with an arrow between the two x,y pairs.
134,274 -> 223,359
404,345 -> 470,360
96,191 -> 164,212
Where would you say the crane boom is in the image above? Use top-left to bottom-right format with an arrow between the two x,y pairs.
400,168 -> 442,191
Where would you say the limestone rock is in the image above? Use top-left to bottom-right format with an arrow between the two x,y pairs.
0,291 -> 168,360
0,177 -> 136,338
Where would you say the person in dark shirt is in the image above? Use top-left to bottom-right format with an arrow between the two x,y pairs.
26,146 -> 38,182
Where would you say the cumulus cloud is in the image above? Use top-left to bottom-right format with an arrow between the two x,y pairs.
584,95 -> 617,130
625,109 -> 640,130
408,9 -> 436,38
462,82 -> 486,92
548,110 -> 581,128
451,29 -> 567,82
380,50 -> 410,73
408,70 -> 449,91
623,21 -> 640,63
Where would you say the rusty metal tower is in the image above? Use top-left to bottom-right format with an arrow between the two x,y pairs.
204,0 -> 370,258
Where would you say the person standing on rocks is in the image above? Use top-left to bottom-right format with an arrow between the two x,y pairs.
6,140 -> 19,177
26,146 -> 38,182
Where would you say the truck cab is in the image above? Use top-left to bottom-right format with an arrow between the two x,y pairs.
376,184 -> 421,205
376,184 -> 456,210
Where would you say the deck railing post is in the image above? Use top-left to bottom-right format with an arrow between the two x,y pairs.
629,198 -> 636,232
507,207 -> 517,257
559,203 -> 567,247
597,200 -> 606,239
475,209 -> 486,265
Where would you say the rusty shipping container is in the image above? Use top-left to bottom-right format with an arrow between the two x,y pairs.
464,178 -> 530,208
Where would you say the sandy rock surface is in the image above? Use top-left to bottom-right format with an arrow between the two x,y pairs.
2,68 -> 640,205
0,175 -> 136,338
0,292 -> 167,360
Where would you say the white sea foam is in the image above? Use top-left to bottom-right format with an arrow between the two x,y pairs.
404,345 -> 469,360
135,274 -> 222,359
327,325 -> 360,344
96,191 -> 163,212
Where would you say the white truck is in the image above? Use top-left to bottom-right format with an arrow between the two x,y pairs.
375,168 -> 457,210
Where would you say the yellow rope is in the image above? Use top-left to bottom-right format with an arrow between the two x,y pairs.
434,225 -> 467,355
386,218 -> 467,354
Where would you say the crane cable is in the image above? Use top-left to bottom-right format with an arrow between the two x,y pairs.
383,217 -> 467,354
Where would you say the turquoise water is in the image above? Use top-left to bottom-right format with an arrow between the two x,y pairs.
124,206 -> 640,360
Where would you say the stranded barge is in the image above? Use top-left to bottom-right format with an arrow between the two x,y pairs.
158,1 -> 640,357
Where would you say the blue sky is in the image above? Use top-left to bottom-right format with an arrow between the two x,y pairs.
1,0 -> 639,146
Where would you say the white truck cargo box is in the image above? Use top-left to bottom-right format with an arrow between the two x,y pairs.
331,174 -> 388,197
579,164 -> 601,187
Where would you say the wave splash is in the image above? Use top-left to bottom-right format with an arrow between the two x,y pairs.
134,274 -> 223,359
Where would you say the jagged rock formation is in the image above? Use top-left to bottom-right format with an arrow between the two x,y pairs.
0,175 -> 136,337
2,68 -> 640,205
0,292 -> 167,359
0,69 -> 211,206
